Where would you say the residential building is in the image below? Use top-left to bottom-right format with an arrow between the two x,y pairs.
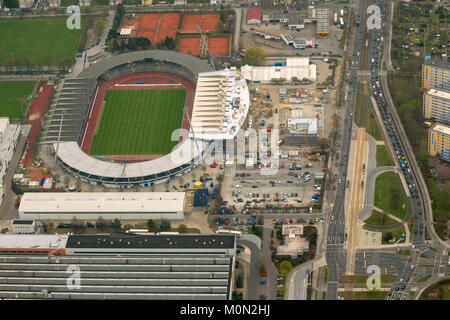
428,122 -> 450,162
423,88 -> 450,125
422,59 -> 450,90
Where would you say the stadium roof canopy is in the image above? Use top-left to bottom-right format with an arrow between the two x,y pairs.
78,50 -> 213,79
54,140 -> 211,179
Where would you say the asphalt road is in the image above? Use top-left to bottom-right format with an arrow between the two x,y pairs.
237,238 -> 260,300
288,262 -> 313,300
325,0 -> 368,300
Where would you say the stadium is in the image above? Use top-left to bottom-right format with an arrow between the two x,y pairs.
39,51 -> 250,188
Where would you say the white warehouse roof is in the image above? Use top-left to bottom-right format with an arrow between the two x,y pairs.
19,192 -> 186,213
241,63 -> 316,83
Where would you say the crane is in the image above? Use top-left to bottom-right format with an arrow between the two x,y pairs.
197,25 -> 215,70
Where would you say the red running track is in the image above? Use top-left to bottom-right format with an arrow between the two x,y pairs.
23,82 -> 54,165
79,71 -> 196,160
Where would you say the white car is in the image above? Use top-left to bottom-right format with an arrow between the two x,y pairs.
235,185 -> 242,188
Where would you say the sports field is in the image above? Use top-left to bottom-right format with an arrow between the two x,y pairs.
0,81 -> 36,118
89,89 -> 186,156
0,18 -> 82,66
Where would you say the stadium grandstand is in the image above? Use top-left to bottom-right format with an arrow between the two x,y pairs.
0,233 -> 236,300
189,68 -> 250,141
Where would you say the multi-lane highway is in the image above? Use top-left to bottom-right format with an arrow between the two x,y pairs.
325,0 -> 368,300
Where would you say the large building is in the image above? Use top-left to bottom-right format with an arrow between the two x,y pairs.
422,59 -> 450,91
0,118 -> 22,207
241,57 -> 317,83
423,88 -> 450,125
0,233 -> 236,300
189,68 -> 250,141
18,192 -> 186,220
247,7 -> 262,25
286,118 -> 318,146
428,122 -> 450,162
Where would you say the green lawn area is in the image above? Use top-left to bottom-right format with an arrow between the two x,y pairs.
365,102 -> 383,140
89,89 -> 186,156
364,210 -> 398,227
339,274 -> 397,284
354,83 -> 362,125
376,145 -> 393,167
418,275 -> 432,283
353,290 -> 387,300
381,225 -> 406,244
0,18 -> 82,66
0,81 -> 35,118
374,172 -> 407,219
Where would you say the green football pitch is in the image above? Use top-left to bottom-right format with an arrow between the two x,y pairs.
0,81 -> 36,118
89,89 -> 187,156
0,18 -> 82,66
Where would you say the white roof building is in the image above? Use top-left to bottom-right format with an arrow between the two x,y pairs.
241,59 -> 317,83
189,68 -> 250,141
19,192 -> 186,221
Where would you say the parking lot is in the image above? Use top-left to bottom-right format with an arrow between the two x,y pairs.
221,154 -> 327,212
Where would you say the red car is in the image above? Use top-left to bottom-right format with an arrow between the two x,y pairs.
408,257 -> 412,262
260,273 -> 267,277
405,277 -> 410,282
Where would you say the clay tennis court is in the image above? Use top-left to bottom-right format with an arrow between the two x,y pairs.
180,14 -> 220,33
159,13 -> 180,29
179,37 -> 201,56
138,13 -> 160,30
207,37 -> 230,56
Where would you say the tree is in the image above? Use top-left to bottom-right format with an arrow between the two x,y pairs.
94,19 -> 106,39
122,224 -> 133,231
112,218 -> 122,230
318,138 -> 331,150
279,260 -> 293,278
147,219 -> 157,232
159,219 -> 171,232
120,39 -> 126,52
242,47 -> 266,66
96,216 -> 107,229
106,38 -> 116,52
215,20 -> 225,33
383,232 -> 394,243
279,77 -> 287,83
127,37 -> 138,50
235,274 -> 243,288
178,224 -> 187,234
291,76 -> 299,83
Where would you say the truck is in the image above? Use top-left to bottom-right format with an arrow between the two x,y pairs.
399,161 -> 406,170
340,9 -> 344,16
334,12 -> 338,25
339,17 -> 345,29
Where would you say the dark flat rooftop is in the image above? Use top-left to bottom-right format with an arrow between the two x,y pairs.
12,220 -> 34,225
66,233 -> 235,249
424,59 -> 450,70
